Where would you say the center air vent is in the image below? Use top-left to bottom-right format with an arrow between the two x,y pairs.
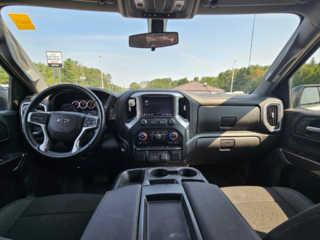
264,102 -> 283,132
178,98 -> 189,120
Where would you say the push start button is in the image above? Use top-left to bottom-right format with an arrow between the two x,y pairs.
220,139 -> 235,148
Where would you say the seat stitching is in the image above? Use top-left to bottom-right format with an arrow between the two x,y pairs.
263,212 -> 320,240
273,187 -> 313,214
3,199 -> 34,237
226,200 -> 288,204
81,191 -> 109,240
0,198 -> 33,215
273,187 -> 314,207
19,211 -> 94,218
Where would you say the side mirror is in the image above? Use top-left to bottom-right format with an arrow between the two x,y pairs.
129,32 -> 179,49
292,85 -> 320,110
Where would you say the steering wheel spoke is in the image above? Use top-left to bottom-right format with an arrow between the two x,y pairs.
27,112 -> 52,152
72,115 -> 100,153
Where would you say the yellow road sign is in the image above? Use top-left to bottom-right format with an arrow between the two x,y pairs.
8,14 -> 36,30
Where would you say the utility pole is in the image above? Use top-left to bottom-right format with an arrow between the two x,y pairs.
249,14 -> 256,67
230,60 -> 236,93
81,63 -> 84,86
99,56 -> 104,89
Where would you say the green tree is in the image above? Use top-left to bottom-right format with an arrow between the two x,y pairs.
0,67 -> 9,84
129,82 -> 141,90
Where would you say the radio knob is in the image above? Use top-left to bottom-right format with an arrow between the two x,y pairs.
169,119 -> 176,125
138,132 -> 148,141
156,134 -> 161,140
141,119 -> 147,125
169,132 -> 178,141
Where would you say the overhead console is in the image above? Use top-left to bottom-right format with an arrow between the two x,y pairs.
124,92 -> 189,164
124,0 -> 200,18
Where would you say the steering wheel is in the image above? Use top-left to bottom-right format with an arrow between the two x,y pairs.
23,84 -> 106,158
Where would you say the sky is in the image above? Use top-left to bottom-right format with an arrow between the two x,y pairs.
0,6 -> 304,87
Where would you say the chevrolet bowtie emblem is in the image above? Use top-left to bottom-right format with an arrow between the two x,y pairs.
57,118 -> 69,123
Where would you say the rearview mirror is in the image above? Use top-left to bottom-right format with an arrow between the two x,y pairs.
129,32 -> 179,49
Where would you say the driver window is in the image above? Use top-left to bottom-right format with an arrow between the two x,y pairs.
0,66 -> 9,111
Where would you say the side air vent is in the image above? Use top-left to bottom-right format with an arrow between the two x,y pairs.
178,98 -> 189,120
127,98 -> 137,121
263,102 -> 283,132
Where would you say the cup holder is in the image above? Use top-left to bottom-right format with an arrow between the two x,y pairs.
179,168 -> 198,177
149,169 -> 169,177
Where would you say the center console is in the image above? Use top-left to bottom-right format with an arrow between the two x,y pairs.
125,92 -> 189,164
81,167 -> 261,240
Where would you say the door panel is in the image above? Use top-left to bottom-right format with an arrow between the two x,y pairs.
277,109 -> 320,203
283,109 -> 320,161
0,110 -> 26,207
0,110 -> 21,155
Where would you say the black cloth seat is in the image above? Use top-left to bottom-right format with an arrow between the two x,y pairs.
0,194 -> 102,240
221,186 -> 315,238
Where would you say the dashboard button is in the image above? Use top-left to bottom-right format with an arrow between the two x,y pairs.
149,153 -> 160,161
159,119 -> 167,125
149,120 -> 157,125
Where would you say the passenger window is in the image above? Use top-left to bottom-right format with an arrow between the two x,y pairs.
0,66 -> 9,111
292,48 -> 320,111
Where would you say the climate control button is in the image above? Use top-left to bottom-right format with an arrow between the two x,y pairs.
138,132 -> 148,141
169,131 -> 178,141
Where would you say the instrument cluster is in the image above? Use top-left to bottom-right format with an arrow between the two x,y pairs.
60,100 -> 116,120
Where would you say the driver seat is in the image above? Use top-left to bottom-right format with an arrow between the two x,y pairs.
0,194 -> 102,240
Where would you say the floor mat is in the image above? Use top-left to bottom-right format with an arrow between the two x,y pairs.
193,165 -> 246,187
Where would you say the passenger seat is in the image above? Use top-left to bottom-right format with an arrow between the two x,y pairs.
221,186 -> 315,238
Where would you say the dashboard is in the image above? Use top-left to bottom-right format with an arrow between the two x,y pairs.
20,87 -> 283,169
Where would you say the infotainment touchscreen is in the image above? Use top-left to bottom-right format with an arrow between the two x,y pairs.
142,97 -> 173,117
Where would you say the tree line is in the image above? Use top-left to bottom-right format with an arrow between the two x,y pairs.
34,59 -> 126,93
292,57 -> 320,88
129,64 -> 269,93
1,57 -> 320,92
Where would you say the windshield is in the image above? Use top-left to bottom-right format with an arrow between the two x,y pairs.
1,6 -> 300,94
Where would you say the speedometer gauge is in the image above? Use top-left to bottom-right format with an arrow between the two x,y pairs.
61,104 -> 77,112
109,107 -> 116,120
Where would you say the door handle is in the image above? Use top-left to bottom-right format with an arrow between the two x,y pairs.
306,126 -> 320,133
